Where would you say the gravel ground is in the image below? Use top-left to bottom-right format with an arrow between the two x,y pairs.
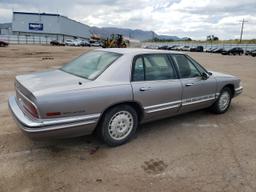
0,45 -> 256,192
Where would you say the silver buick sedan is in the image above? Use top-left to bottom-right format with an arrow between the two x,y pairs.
9,48 -> 243,146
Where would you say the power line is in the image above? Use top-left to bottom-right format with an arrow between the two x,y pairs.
239,18 -> 248,43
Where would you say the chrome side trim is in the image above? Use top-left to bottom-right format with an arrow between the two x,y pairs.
182,97 -> 215,106
40,113 -> 100,127
144,100 -> 181,110
235,86 -> 243,91
9,96 -> 100,129
144,100 -> 181,113
234,86 -> 243,96
146,104 -> 181,113
182,94 -> 216,106
21,120 -> 96,133
143,94 -> 217,113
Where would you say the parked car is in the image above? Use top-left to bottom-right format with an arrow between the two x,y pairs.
9,49 -> 243,146
90,41 -> 102,47
50,40 -> 65,46
65,39 -> 77,46
158,45 -> 169,50
251,50 -> 256,57
213,48 -> 225,53
221,47 -> 244,55
143,45 -> 154,49
181,46 -> 190,51
175,46 -> 184,51
205,47 -> 217,53
168,45 -> 178,50
0,40 -> 9,47
205,47 -> 213,52
74,39 -> 83,46
245,49 -> 256,56
79,40 -> 91,47
190,46 -> 204,52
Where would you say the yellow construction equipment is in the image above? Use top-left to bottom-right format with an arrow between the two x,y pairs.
103,34 -> 129,48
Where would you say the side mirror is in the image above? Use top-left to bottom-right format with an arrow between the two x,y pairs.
201,72 -> 209,80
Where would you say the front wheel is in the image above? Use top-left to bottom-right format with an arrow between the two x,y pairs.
211,87 -> 232,114
97,105 -> 138,146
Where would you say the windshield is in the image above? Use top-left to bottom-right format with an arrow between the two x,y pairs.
61,51 -> 122,80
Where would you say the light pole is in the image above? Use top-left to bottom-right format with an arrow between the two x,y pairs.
239,18 -> 248,43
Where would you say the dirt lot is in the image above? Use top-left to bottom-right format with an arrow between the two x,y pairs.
0,45 -> 256,192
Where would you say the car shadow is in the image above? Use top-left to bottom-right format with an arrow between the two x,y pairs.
31,109 -> 214,152
136,109 -> 213,136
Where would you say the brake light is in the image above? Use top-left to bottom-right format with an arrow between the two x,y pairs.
19,98 -> 39,118
22,99 -> 39,118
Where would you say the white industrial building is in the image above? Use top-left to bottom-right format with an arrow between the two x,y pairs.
11,12 -> 92,42
0,23 -> 12,35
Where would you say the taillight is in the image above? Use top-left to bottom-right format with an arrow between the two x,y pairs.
18,96 -> 39,119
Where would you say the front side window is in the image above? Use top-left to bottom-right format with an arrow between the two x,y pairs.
132,54 -> 176,81
186,55 -> 208,74
171,54 -> 201,78
61,51 -> 121,80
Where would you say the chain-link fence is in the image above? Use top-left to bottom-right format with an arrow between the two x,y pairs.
142,42 -> 256,52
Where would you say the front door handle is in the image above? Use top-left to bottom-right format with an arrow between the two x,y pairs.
140,87 -> 152,91
185,83 -> 194,87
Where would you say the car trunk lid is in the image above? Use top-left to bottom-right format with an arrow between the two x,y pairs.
15,69 -> 90,97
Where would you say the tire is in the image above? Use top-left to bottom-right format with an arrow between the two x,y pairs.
97,105 -> 138,146
211,87 -> 232,114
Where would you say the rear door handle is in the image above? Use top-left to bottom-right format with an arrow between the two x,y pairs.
185,83 -> 194,87
140,87 -> 152,91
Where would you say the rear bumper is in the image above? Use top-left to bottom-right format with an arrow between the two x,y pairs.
8,96 -> 100,139
234,86 -> 243,97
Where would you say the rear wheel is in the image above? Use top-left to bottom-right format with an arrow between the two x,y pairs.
97,105 -> 138,146
211,87 -> 232,114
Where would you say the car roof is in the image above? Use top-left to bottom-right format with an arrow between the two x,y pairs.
95,48 -> 183,55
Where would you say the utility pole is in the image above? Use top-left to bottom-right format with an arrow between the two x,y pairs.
239,18 -> 248,43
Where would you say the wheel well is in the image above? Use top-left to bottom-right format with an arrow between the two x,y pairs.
223,84 -> 235,97
99,102 -> 144,123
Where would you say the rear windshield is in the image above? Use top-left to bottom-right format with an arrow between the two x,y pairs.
61,51 -> 121,80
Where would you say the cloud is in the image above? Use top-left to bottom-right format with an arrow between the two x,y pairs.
0,0 -> 255,39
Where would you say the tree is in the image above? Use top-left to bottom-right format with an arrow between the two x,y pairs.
207,35 -> 219,41
213,36 -> 219,41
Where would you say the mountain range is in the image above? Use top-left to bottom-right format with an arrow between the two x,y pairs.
90,26 -> 185,41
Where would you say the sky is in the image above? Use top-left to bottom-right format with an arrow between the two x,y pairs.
0,0 -> 255,40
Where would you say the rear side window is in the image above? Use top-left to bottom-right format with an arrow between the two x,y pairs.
132,54 -> 176,81
171,54 -> 201,78
133,56 -> 144,81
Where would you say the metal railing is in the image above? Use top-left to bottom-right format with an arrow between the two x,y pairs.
142,42 -> 256,51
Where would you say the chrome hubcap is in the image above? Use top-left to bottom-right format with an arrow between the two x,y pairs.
218,91 -> 230,111
108,111 -> 134,140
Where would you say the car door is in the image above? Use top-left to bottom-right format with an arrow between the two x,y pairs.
131,54 -> 182,122
170,54 -> 217,113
